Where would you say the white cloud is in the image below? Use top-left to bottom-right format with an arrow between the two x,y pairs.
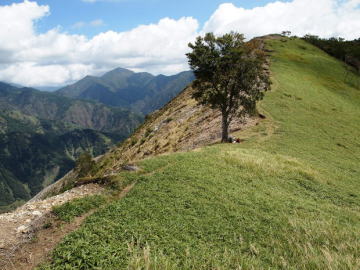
203,0 -> 360,40
72,21 -> 86,29
0,1 -> 198,87
0,0 -> 359,87
90,19 -> 105,26
72,19 -> 105,29
0,0 -> 49,51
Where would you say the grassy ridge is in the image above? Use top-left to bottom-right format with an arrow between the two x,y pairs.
40,38 -> 360,269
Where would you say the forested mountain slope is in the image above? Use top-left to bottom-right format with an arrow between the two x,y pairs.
0,83 -> 141,134
0,83 -> 142,211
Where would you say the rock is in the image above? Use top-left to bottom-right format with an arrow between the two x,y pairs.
32,211 -> 42,217
122,165 -> 139,171
16,225 -> 29,234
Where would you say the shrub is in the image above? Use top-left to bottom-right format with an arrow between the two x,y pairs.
144,128 -> 153,138
75,152 -> 95,177
130,138 -> 138,146
164,117 -> 173,123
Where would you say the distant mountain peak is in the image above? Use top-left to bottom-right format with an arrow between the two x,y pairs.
82,75 -> 99,81
101,67 -> 134,78
0,81 -> 17,90
57,68 -> 194,114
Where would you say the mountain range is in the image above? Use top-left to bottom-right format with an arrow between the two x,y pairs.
57,68 -> 194,114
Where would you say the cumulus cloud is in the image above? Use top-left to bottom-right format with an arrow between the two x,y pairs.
0,0 -> 359,87
203,0 -> 360,40
0,1 -> 198,87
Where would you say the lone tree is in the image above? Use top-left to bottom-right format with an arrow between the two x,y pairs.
186,32 -> 270,142
281,31 -> 292,37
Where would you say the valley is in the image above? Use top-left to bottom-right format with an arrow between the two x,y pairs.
0,69 -> 192,211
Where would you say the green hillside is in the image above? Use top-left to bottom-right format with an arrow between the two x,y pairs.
41,38 -> 360,269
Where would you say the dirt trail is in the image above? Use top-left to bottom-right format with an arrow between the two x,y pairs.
0,184 -> 104,270
0,183 -> 135,270
2,211 -> 93,270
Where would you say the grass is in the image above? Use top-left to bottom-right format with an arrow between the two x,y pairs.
40,38 -> 360,269
52,195 -> 106,222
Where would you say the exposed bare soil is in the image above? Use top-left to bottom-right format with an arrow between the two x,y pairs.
0,184 -> 104,270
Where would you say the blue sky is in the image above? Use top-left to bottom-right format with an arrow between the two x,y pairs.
0,0 -> 359,87
3,0 -> 276,37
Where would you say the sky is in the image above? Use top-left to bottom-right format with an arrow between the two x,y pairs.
0,0 -> 359,87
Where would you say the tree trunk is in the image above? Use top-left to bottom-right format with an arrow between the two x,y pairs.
221,112 -> 230,143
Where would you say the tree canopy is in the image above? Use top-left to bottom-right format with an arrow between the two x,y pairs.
303,35 -> 360,73
186,32 -> 270,142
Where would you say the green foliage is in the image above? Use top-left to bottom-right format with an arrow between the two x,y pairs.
75,152 -> 96,178
186,32 -> 270,141
144,127 -> 153,138
140,138 -> 146,145
130,138 -> 138,146
0,165 -> 30,208
43,222 -> 53,229
164,117 -> 173,123
40,38 -> 360,269
303,35 -> 360,73
52,195 -> 106,222
281,30 -> 292,37
0,128 -> 120,207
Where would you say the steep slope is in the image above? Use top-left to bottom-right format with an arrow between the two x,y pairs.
0,130 -> 113,209
30,83 -> 259,203
0,83 -> 142,211
25,38 -> 360,269
57,68 -> 194,114
0,84 -> 142,134
92,85 -> 259,175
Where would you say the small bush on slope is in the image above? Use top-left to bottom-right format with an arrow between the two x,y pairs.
39,38 -> 360,269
